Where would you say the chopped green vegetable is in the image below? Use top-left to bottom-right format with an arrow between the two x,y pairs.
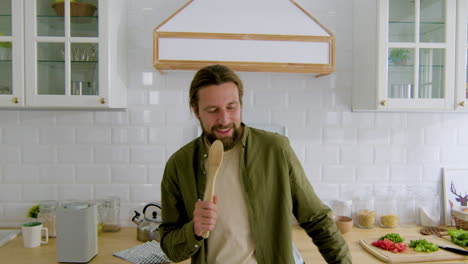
26,205 -> 39,218
448,229 -> 468,247
379,233 -> 404,243
409,239 -> 439,252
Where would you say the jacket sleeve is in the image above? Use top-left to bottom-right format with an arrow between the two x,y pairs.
159,157 -> 204,262
285,142 -> 352,264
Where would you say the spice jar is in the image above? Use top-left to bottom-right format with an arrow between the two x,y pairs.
378,199 -> 399,228
37,200 -> 58,237
354,199 -> 375,229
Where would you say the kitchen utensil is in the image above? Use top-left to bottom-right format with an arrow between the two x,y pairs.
56,202 -> 97,263
21,222 -> 48,248
132,203 -> 162,242
436,245 -> 468,255
202,139 -> 224,238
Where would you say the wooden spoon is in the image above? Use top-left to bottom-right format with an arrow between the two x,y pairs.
202,140 -> 224,238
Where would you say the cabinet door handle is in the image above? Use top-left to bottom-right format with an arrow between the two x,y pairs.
460,101 -> 466,107
380,100 -> 387,106
99,98 -> 106,104
12,97 -> 19,104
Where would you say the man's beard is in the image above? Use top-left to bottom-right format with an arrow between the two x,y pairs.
202,123 -> 241,151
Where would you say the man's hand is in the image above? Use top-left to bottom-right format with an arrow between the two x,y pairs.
193,195 -> 219,237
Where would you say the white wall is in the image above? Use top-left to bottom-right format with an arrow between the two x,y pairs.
1,0 -> 467,227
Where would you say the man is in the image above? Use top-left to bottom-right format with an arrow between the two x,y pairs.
159,65 -> 352,264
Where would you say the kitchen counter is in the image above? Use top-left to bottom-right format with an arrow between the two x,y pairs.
0,226 -> 465,263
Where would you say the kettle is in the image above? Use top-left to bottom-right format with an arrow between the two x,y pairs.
132,203 -> 162,242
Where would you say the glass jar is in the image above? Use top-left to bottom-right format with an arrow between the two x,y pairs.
354,199 -> 375,229
378,199 -> 399,228
37,200 -> 58,237
101,196 -> 121,232
331,200 -> 353,219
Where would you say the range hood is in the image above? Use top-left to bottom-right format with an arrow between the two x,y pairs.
153,0 -> 335,75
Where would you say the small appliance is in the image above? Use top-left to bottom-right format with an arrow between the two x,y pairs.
56,202 -> 98,263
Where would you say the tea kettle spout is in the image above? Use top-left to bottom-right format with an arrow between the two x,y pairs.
132,211 -> 143,225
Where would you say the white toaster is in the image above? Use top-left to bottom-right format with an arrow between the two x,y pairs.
56,202 -> 98,263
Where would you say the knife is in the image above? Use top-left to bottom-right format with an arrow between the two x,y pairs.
437,245 -> 468,256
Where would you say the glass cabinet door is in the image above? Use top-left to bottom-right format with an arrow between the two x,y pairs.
456,0 -> 468,110
381,0 -> 455,109
0,0 -> 13,96
31,0 -> 99,103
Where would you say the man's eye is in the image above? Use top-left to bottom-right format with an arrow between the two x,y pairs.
207,108 -> 217,113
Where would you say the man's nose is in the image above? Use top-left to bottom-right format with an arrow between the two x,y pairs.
217,109 -> 229,125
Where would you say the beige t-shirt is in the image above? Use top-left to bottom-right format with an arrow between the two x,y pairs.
205,141 -> 257,264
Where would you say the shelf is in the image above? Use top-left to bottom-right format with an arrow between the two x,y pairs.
389,21 -> 445,25
38,60 -> 97,63
389,64 -> 445,68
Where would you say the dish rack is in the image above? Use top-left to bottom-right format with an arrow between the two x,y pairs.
52,2 -> 97,17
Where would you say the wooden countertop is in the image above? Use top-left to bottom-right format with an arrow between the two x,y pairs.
0,226 -> 465,263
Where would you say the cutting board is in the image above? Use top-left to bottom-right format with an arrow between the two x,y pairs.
359,235 -> 467,263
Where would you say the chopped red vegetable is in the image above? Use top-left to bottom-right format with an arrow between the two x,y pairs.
371,238 -> 407,253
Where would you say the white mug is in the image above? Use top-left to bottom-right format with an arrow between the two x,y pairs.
21,222 -> 48,248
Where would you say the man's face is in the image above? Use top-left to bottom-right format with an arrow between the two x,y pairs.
194,82 -> 242,150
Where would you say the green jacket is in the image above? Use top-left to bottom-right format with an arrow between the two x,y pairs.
159,125 -> 352,264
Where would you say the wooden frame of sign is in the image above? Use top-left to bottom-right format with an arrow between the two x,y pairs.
153,0 -> 335,76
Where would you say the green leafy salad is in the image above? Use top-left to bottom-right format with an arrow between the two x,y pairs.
408,239 -> 439,252
448,229 -> 468,247
379,233 -> 404,243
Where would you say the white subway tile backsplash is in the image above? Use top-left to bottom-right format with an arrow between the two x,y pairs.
323,165 -> 355,183
374,146 -> 406,164
406,146 -> 440,164
76,127 -> 112,144
112,127 -> 148,144
407,114 -> 442,128
3,127 -> 38,145
323,128 -> 357,144
75,166 -> 110,184
130,184 -> 160,201
95,146 -> 130,164
40,127 -> 75,144
130,110 -> 165,125
131,146 -> 165,164
2,165 -> 38,184
58,184 -> 93,201
1,0 -> 467,226
305,144 -> 339,164
0,111 -> 19,125
441,146 -> 468,163
22,184 -> 58,201
94,111 -> 129,125
254,91 -> 287,108
39,166 -> 74,184
56,112 -> 93,126
342,112 -> 375,128
0,146 -> 20,164
424,128 -> 457,146
356,166 -> 389,183
147,165 -> 164,184
358,128 -> 390,145
20,111 -> 55,126
111,165 -> 146,184
58,145 -> 93,164
94,184 -> 130,201
390,165 -> 422,183
341,145 -> 373,164
22,146 -> 56,164
0,185 -> 22,201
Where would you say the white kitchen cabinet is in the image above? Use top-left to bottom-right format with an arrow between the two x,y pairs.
352,0 -> 468,112
0,0 -> 127,108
